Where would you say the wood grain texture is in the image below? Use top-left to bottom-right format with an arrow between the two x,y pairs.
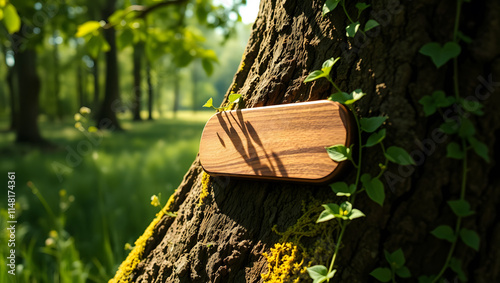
199,100 -> 355,183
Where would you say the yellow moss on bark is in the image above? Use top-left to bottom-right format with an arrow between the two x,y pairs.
109,192 -> 177,283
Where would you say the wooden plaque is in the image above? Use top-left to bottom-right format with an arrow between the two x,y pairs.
199,100 -> 355,183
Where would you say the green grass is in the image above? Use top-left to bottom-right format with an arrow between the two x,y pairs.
0,111 -> 213,282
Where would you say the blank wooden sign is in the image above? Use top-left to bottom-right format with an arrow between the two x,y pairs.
199,100 -> 355,183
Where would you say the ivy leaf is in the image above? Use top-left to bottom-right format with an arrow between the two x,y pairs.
460,98 -> 484,115
370,267 -> 391,282
364,19 -> 380,32
385,146 -> 416,165
457,31 -> 473,44
468,136 -> 490,163
321,57 -> 340,77
441,120 -> 459,134
330,182 -> 355,197
317,203 -> 340,223
304,70 -> 326,82
361,174 -> 385,206
366,129 -> 386,147
431,225 -> 456,242
345,89 -> 366,104
307,265 -> 336,283
2,4 -> 21,34
348,208 -> 365,220
419,42 -> 461,68
448,200 -> 475,217
388,248 -> 406,269
396,266 -> 411,278
228,93 -> 242,104
458,118 -> 475,138
459,228 -> 480,251
419,91 -> 455,116
202,98 -> 214,109
346,21 -> 360,38
323,0 -> 341,16
360,116 -> 387,133
76,21 -> 103,37
355,3 -> 370,18
449,257 -> 468,282
446,142 -> 464,159
329,92 -> 350,104
326,144 -> 350,162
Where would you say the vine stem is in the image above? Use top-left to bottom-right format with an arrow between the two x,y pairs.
431,0 -> 465,282
341,0 -> 355,23
327,76 -> 343,94
350,106 -> 363,204
327,221 -> 347,279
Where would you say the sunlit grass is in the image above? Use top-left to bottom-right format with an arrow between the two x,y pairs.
0,110 -> 213,282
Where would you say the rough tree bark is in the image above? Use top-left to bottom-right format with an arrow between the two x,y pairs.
112,0 -> 500,282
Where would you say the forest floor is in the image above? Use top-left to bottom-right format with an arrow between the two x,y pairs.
0,111 -> 212,282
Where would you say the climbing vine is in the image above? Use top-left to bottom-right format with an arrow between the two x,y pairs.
303,56 -> 415,283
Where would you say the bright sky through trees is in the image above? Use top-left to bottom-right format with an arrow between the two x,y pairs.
214,0 -> 259,24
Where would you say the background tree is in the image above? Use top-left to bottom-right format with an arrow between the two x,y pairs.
111,0 -> 500,282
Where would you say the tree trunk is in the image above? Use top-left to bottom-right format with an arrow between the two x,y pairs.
132,43 -> 143,121
97,0 -> 122,130
7,62 -> 17,131
15,48 -> 46,144
93,57 -> 100,108
52,35 -> 63,120
111,0 -> 500,282
173,71 -> 180,117
147,61 -> 154,120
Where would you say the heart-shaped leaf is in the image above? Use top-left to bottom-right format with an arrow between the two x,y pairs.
419,42 -> 461,68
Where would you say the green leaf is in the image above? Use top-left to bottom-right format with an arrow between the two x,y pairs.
85,34 -> 110,58
201,58 -> 214,76
361,174 -> 385,206
364,19 -> 380,32
3,4 -> 21,34
76,21 -> 102,37
321,57 -> 340,77
348,208 -> 365,220
431,225 -> 456,242
385,146 -> 416,165
304,70 -> 326,82
117,29 -> 134,49
355,3 -> 370,18
395,266 -> 411,278
307,265 -> 335,283
447,200 -> 475,217
202,98 -> 214,108
449,257 -> 468,282
326,145 -> 349,162
419,91 -> 456,116
330,182 -> 355,197
345,89 -> 366,104
329,92 -> 350,104
419,42 -> 461,68
366,129 -> 386,147
389,248 -> 406,268
228,93 -> 242,104
440,120 -> 459,134
468,136 -> 490,163
370,267 -> 391,282
346,21 -> 360,38
458,118 -> 475,138
360,116 -> 387,133
0,9 -> 3,21
446,142 -> 464,159
460,98 -> 484,115
457,31 -> 473,44
323,0 -> 341,16
317,203 -> 340,223
418,275 -> 435,283
459,228 -> 480,251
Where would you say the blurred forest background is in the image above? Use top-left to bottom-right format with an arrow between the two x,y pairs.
0,0 -> 255,281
